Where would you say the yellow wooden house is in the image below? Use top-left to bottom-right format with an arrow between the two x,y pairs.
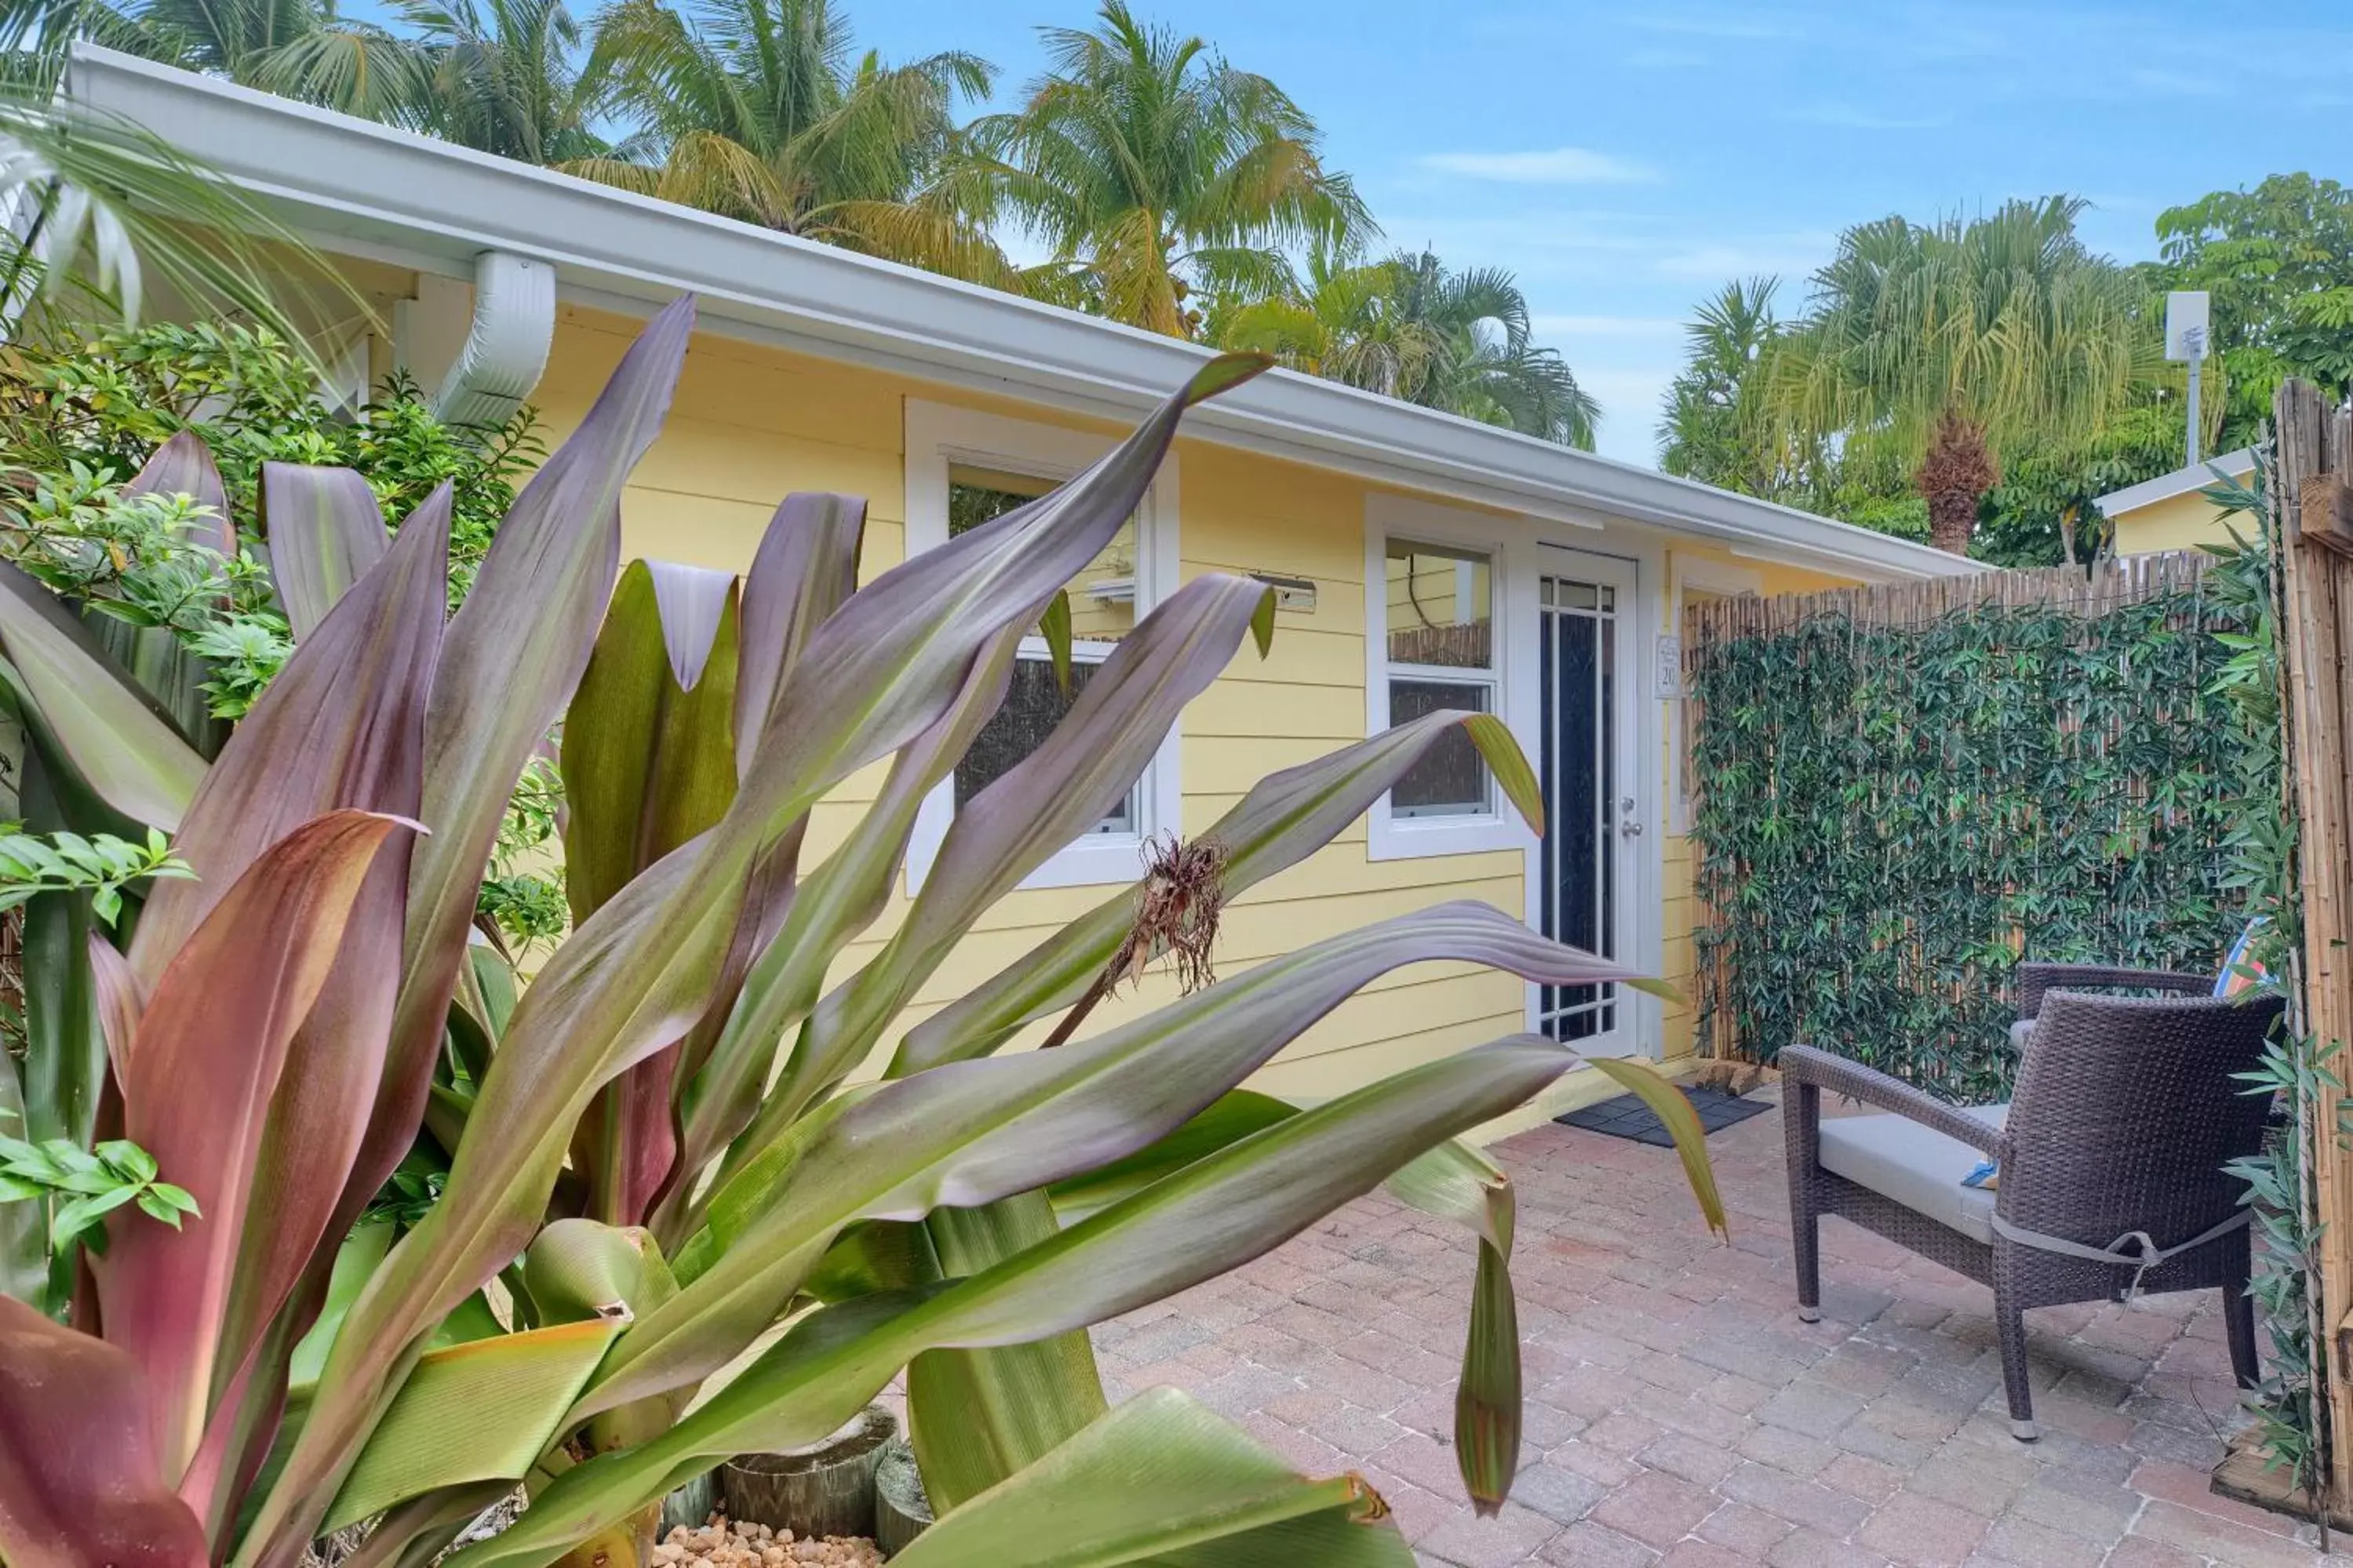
2096,448 -> 2258,556
72,47 -> 1976,1134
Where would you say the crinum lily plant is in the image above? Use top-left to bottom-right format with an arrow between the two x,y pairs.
0,297 -> 1721,1568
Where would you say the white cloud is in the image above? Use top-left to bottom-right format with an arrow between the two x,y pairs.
1415,147 -> 1659,185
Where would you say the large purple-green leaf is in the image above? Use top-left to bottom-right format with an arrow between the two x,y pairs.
734,573 -> 1269,1179
895,708 -> 1547,1072
665,631 -> 1017,1239
127,486 -> 446,981
577,903 -> 1639,1420
0,1294 -> 211,1568
889,1389 -> 1410,1568
114,432 -> 236,744
127,431 -> 232,556
384,293 -> 698,1126
257,347 -> 1265,1563
0,560 -> 206,830
733,493 -> 865,773
442,1033 -> 1573,1566
785,574 -> 1272,1118
112,489 -> 449,1529
260,465 -> 389,641
562,562 -> 742,1225
563,560 -> 740,926
92,810 -> 411,1486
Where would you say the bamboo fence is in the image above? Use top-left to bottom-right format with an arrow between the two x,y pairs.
2273,378 -> 2353,1507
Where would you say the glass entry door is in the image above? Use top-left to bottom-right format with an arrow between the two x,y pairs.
1536,551 -> 1641,1055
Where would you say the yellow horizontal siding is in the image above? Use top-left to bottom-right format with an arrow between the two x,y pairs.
491,300 -> 1878,1116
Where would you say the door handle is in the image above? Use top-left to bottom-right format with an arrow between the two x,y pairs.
1618,795 -> 1643,838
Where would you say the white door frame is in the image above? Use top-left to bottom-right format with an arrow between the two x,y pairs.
1517,533 -> 1665,1060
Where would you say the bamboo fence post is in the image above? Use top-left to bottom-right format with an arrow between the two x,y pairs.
2274,378 -> 2353,1508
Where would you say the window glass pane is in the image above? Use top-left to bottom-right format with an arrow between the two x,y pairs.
952,465 -> 1137,643
1388,678 -> 1492,817
954,649 -> 1136,832
1386,540 -> 1491,668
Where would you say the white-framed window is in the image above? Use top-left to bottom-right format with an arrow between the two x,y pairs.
1364,495 -> 1530,860
904,400 -> 1181,890
1666,556 -> 1761,835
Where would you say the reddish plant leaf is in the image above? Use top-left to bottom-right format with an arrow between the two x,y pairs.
0,1294 -> 209,1568
94,809 -> 413,1484
83,931 -> 143,1081
0,561 -> 206,830
734,493 -> 865,773
126,431 -> 232,557
384,294 -> 698,1164
260,464 -> 390,641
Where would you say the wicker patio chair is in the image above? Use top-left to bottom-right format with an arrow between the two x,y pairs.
1782,964 -> 2284,1441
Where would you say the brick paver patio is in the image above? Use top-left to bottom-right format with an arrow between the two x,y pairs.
1095,1086 -> 2339,1566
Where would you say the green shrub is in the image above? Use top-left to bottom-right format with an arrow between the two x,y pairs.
1689,565 -> 2253,1099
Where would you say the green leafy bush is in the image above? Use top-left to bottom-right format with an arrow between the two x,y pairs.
0,321 -> 543,585
1689,560 -> 2256,1099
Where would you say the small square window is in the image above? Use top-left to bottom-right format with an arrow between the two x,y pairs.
1384,538 -> 1497,820
1386,540 -> 1492,669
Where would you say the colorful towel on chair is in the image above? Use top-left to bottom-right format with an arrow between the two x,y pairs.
2215,918 -> 2270,998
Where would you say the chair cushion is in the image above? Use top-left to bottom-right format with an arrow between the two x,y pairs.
1816,1104 -> 2011,1245
2009,1018 -> 2036,1056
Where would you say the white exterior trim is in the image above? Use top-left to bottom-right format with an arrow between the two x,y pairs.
2093,449 -> 2257,518
902,399 -> 1180,892
64,44 -> 1977,588
1364,495 -> 1538,863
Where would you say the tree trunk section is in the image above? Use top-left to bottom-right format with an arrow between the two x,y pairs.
722,1404 -> 896,1541
1916,409 -> 1999,555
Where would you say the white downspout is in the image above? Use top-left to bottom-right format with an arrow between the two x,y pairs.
434,250 -> 555,427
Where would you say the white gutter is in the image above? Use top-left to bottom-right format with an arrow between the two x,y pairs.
65,45 -> 1973,584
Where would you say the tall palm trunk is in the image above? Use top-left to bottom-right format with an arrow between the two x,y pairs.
1915,408 -> 1998,555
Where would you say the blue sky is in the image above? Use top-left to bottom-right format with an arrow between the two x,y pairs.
845,0 -> 2353,464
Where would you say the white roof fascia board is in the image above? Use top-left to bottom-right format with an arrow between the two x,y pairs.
67,45 -> 1974,584
2093,449 -> 2257,518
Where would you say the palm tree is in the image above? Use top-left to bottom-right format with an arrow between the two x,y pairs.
10,0 -> 426,119
391,0 -> 604,164
1387,251 -> 1597,448
1658,275 -> 1790,493
1766,196 -> 2155,554
1210,249 -> 1431,394
971,0 -> 1370,337
570,0 -> 1016,285
1214,248 -> 1597,448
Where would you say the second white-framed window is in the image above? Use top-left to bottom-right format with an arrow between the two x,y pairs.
905,401 -> 1180,891
1364,496 -> 1530,860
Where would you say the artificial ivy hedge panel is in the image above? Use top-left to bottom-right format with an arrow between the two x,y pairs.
1687,552 -> 2248,1101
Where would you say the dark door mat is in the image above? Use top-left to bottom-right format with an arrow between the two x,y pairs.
1556,1086 -> 1772,1146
